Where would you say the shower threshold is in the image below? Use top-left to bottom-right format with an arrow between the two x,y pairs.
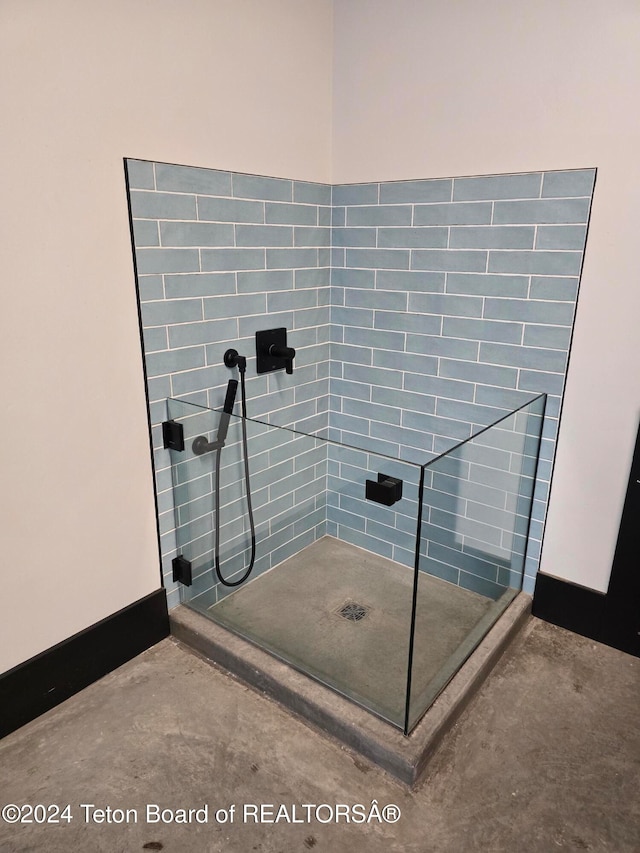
170,538 -> 531,787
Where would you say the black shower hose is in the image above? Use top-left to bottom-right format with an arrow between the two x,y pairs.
213,367 -> 256,587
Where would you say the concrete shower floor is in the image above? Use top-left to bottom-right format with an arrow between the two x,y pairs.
205,537 -> 507,728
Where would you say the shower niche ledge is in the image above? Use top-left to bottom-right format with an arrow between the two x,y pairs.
170,583 -> 531,788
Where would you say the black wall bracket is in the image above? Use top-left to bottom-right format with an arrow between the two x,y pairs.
162,420 -> 185,452
172,555 -> 192,586
365,473 -> 403,506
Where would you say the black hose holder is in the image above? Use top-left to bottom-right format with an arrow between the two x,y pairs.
365,473 -> 403,506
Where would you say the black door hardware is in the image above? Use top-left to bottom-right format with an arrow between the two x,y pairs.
365,473 -> 403,506
172,555 -> 192,586
162,420 -> 185,452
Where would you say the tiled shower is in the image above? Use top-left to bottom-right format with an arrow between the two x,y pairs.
126,159 -> 595,608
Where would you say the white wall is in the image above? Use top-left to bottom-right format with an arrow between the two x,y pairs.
332,0 -> 640,593
0,0 -> 332,674
3,0 -> 635,679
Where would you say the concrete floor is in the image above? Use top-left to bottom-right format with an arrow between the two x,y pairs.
1,618 -> 639,852
208,537 -> 502,727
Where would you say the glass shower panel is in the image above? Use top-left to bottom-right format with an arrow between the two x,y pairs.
166,398 -> 245,604
165,393 -> 546,735
318,442 -> 422,726
166,398 -> 424,729
166,398 -> 328,605
405,393 -> 546,733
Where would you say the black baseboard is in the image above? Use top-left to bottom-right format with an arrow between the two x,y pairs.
532,572 -> 605,641
0,589 -> 169,740
534,570 -> 640,658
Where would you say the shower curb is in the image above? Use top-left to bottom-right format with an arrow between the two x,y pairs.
170,592 -> 532,788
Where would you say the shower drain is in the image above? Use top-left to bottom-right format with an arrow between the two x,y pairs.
336,601 -> 370,622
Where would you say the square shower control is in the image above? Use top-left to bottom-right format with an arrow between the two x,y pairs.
256,327 -> 289,373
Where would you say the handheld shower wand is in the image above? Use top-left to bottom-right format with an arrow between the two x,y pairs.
217,378 -> 238,445
192,378 -> 238,455
191,349 -> 255,588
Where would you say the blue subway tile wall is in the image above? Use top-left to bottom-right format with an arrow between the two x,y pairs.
328,168 -> 595,594
127,160 -> 595,604
127,160 -> 332,608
